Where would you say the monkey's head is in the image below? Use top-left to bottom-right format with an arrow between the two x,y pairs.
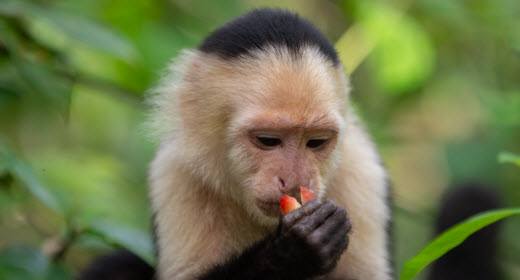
152,9 -> 349,225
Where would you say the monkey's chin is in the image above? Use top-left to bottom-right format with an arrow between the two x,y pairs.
255,199 -> 282,218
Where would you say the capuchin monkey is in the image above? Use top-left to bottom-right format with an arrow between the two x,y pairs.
79,8 -> 392,280
78,9 -> 507,280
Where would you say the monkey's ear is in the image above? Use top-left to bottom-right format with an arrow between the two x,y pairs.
189,58 -> 203,72
182,54 -> 207,83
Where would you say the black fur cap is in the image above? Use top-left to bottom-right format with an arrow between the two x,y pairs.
198,8 -> 339,65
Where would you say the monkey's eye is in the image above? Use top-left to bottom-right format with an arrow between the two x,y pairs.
306,139 -> 327,149
256,137 -> 281,147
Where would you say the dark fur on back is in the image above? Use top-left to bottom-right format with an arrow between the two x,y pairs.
198,8 -> 339,65
77,250 -> 154,280
428,182 -> 502,280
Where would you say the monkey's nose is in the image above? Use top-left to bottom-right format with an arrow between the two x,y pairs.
277,176 -> 301,196
278,177 -> 286,189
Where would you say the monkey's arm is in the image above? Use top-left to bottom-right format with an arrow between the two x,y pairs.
200,200 -> 351,280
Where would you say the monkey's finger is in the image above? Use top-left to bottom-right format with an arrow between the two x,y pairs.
326,229 -> 349,259
322,234 -> 349,271
282,199 -> 321,228
317,212 -> 350,267
293,200 -> 337,235
311,207 -> 348,245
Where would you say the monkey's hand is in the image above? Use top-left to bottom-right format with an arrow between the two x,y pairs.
200,199 -> 351,280
272,199 -> 351,278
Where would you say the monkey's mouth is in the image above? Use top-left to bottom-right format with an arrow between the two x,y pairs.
255,199 -> 281,217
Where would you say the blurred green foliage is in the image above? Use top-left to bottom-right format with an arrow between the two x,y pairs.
401,207 -> 520,280
499,151 -> 520,167
0,0 -> 519,279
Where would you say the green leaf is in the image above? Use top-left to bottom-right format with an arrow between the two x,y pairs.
0,0 -> 25,17
0,161 -> 7,175
0,245 -> 70,280
498,152 -> 520,167
513,22 -> 520,52
33,152 -> 149,226
0,145 -> 67,214
0,245 -> 49,280
0,20 -> 73,115
400,208 -> 520,280
360,3 -> 435,94
0,21 -> 22,52
13,58 -> 72,116
335,24 -> 374,75
85,220 -> 155,265
43,263 -> 70,280
480,90 -> 520,127
2,0 -> 137,61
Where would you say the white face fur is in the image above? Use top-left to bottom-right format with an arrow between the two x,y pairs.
156,45 -> 350,225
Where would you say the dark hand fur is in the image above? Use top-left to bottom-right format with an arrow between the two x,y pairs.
200,200 -> 351,280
